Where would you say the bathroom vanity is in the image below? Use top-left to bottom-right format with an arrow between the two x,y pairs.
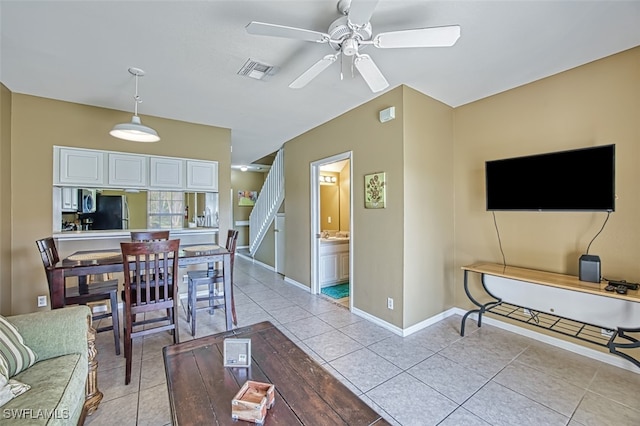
319,236 -> 349,287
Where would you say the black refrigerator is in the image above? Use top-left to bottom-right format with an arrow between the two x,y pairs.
92,195 -> 129,230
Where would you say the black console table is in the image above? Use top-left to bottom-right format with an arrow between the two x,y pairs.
461,262 -> 640,369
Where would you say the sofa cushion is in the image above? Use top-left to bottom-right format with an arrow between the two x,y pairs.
6,354 -> 85,425
0,357 -> 30,408
0,315 -> 37,377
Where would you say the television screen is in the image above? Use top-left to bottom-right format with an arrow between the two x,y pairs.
486,144 -> 615,211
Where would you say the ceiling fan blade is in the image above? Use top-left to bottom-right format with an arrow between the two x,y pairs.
354,54 -> 388,93
374,25 -> 461,48
346,0 -> 379,27
289,54 -> 339,89
246,21 -> 329,43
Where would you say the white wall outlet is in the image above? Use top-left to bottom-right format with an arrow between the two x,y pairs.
387,297 -> 394,310
183,274 -> 189,284
37,295 -> 47,308
328,216 -> 332,224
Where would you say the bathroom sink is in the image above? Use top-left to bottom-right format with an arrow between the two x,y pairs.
321,236 -> 349,242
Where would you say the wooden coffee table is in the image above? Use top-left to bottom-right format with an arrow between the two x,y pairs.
163,321 -> 390,425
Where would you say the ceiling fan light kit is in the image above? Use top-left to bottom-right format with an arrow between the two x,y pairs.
246,0 -> 460,93
110,67 -> 160,143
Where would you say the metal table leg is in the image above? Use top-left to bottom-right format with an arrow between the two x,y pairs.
460,271 -> 502,336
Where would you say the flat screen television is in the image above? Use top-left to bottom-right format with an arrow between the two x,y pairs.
485,144 -> 615,211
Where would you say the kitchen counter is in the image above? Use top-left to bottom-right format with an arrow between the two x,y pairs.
54,227 -> 218,241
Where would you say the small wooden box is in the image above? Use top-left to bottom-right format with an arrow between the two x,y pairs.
231,380 -> 275,424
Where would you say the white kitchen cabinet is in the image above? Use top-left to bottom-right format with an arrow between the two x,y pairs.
55,147 -> 105,186
53,146 -> 219,192
61,187 -> 78,212
108,153 -> 148,187
149,157 -> 184,189
186,160 -> 218,191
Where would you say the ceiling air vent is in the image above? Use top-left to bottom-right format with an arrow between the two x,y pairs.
237,59 -> 277,80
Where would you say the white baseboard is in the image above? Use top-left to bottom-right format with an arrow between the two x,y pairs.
351,307 -> 460,337
252,258 -> 275,272
351,307 -> 404,336
451,307 -> 640,374
236,252 -> 277,273
236,252 -> 253,261
402,308 -> 460,336
283,276 -> 311,292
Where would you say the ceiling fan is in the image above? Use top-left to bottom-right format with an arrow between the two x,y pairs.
246,0 -> 460,93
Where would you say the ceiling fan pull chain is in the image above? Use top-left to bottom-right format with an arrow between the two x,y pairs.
340,53 -> 344,80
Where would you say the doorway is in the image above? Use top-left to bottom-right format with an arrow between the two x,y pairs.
311,152 -> 352,310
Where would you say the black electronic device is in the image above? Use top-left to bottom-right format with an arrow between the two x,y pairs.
606,280 -> 639,290
485,144 -> 615,211
615,285 -> 628,295
579,254 -> 601,283
605,284 -> 615,292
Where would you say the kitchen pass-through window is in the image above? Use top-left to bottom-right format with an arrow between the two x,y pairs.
147,191 -> 184,229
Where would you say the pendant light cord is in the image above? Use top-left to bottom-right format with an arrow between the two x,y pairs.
133,72 -> 141,116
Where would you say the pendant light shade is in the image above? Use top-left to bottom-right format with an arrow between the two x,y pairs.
110,67 -> 160,142
110,116 -> 160,142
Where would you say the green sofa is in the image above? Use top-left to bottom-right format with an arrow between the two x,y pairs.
2,306 -> 101,425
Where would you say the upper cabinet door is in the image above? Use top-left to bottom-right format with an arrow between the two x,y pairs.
186,160 -> 218,191
55,147 -> 105,186
149,157 -> 185,189
108,153 -> 148,187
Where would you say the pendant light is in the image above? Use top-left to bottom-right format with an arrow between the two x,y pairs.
110,67 -> 160,142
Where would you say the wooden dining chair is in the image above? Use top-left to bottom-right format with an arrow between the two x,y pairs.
186,229 -> 239,336
120,238 -> 180,385
36,237 -> 121,355
130,230 -> 170,242
130,230 -> 171,302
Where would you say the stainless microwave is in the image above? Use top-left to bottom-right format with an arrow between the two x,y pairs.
79,189 -> 96,213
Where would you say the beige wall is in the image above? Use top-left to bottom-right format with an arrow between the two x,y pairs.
254,220 -> 275,266
8,94 -> 231,314
0,84 -> 12,315
454,46 -> 640,315
231,169 -> 266,247
284,87 -> 406,327
403,87 -> 455,326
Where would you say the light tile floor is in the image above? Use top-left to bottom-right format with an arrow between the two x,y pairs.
85,256 -> 640,425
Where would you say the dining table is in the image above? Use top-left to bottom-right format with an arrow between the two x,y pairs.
46,243 -> 234,331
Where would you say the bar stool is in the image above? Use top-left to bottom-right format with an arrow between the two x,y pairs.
186,229 -> 238,335
120,238 -> 180,385
36,237 -> 121,355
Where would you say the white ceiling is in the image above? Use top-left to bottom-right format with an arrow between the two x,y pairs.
2,1 -> 639,167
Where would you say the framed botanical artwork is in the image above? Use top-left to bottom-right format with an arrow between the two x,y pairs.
364,172 -> 386,209
238,190 -> 258,206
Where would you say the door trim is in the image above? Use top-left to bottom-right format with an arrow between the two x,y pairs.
310,152 -> 352,311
